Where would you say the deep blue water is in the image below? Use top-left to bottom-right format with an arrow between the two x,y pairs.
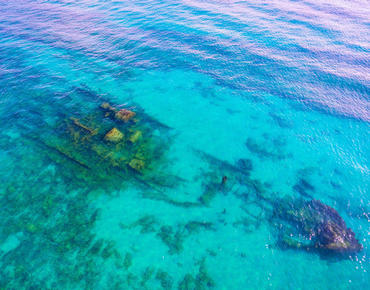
0,0 -> 369,289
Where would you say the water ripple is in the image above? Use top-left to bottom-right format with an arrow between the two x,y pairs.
0,0 -> 369,121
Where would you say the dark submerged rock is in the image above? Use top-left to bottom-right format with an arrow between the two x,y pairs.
237,158 -> 253,172
293,178 -> 315,198
273,198 -> 362,254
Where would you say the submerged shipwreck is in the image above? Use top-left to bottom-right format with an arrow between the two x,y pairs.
30,99 -> 172,190
272,197 -> 362,254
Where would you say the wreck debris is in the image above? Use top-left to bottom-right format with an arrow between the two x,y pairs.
100,102 -> 115,111
99,102 -> 136,122
104,128 -> 124,143
221,176 -> 227,185
115,108 -> 136,122
70,117 -> 97,136
128,130 -> 142,143
128,158 -> 145,172
28,100 -> 174,191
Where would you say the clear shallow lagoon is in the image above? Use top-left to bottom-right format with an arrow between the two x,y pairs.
0,0 -> 369,289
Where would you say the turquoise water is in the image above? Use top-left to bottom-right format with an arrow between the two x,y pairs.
0,0 -> 369,289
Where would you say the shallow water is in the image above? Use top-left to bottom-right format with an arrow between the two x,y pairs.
0,0 -> 369,289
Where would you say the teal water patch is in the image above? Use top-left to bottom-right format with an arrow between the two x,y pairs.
92,69 -> 369,288
0,0 -> 369,289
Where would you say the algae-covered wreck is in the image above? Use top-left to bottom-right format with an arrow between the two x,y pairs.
32,100 -> 171,191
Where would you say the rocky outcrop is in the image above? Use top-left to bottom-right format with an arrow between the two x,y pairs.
273,198 -> 362,254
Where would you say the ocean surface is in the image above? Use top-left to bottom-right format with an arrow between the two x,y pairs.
0,0 -> 369,289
